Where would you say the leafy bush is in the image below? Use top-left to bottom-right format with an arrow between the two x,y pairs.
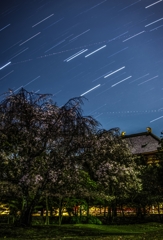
87,215 -> 102,225
70,216 -> 81,224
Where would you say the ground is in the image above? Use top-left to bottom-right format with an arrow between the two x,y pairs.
0,223 -> 163,239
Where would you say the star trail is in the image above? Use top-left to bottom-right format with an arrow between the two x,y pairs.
0,0 -> 163,136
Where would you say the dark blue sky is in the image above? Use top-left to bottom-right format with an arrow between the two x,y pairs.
0,0 -> 163,136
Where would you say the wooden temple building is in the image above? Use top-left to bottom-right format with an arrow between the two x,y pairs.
122,127 -> 161,164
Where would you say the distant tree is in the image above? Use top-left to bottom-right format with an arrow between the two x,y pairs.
131,131 -> 163,219
0,88 -> 99,226
134,163 -> 163,218
83,128 -> 142,221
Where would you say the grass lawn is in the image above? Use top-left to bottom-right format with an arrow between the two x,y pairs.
0,222 -> 163,239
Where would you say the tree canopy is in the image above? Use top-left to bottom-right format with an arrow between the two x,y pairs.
0,88 -> 144,226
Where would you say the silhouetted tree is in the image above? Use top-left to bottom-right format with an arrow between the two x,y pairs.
0,88 -> 99,226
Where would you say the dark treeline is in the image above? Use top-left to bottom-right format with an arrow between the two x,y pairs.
0,88 -> 163,226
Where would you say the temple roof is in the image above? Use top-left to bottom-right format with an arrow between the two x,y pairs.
123,131 -> 161,155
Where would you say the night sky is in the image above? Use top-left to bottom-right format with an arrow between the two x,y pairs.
1,0 -> 163,137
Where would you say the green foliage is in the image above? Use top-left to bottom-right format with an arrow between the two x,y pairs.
70,216 -> 82,224
87,215 -> 102,225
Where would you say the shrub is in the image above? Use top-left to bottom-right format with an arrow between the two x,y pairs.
87,215 -> 102,225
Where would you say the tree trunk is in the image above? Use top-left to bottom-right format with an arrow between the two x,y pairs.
107,205 -> 112,222
58,198 -> 63,226
40,208 -> 44,217
104,205 -> 107,217
120,204 -> 125,218
14,195 -> 33,227
136,205 -> 143,219
19,207 -> 33,227
100,205 -> 102,215
87,200 -> 89,217
79,205 -> 82,219
112,201 -> 117,218
45,195 -> 49,225
143,206 -> 146,216
18,177 -> 48,226
157,202 -> 161,222
18,194 -> 39,226
113,206 -> 117,217
50,207 -> 53,217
